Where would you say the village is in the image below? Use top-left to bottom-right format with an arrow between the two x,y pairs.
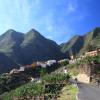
7,48 -> 100,84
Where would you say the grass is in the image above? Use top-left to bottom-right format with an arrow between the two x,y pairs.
69,68 -> 79,77
57,85 -> 78,100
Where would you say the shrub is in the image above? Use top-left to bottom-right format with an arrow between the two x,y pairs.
59,60 -> 69,66
42,73 -> 71,84
14,82 -> 44,97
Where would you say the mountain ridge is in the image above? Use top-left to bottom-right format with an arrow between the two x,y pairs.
0,28 -> 65,73
60,27 -> 100,57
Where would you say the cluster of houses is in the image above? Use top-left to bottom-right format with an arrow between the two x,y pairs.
69,48 -> 100,64
85,48 -> 100,56
9,59 -> 69,83
9,48 -> 100,77
10,67 -> 25,74
10,59 -> 68,75
37,60 -> 57,68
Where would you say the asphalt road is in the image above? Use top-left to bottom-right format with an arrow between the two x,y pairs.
78,83 -> 100,100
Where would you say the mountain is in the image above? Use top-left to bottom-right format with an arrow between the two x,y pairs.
20,29 -> 65,64
0,29 -> 65,73
60,27 -> 100,57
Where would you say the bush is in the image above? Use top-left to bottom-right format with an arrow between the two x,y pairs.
1,82 -> 44,100
59,60 -> 69,66
14,82 -> 44,97
42,73 -> 71,84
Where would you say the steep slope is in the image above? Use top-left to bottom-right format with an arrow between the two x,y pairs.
60,27 -> 100,57
61,36 -> 84,54
0,29 -> 24,53
0,29 -> 24,64
60,35 -> 84,57
21,29 -> 65,64
79,27 -> 100,54
0,53 -> 19,74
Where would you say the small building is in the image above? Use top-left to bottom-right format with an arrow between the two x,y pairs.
69,59 -> 75,64
10,69 -> 19,74
19,66 -> 25,72
46,60 -> 57,66
37,62 -> 47,68
85,48 -> 100,57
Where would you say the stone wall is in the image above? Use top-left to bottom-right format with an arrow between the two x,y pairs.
77,64 -> 100,83
78,63 -> 100,76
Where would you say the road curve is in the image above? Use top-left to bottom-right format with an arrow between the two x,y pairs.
77,83 -> 100,100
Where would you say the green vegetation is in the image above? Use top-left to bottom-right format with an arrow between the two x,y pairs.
59,59 -> 69,66
68,55 -> 100,68
0,73 -> 29,95
66,85 -> 78,100
58,85 -> 78,100
0,74 -> 12,94
42,73 -> 71,83
0,73 -> 71,100
1,82 -> 44,100
0,62 -> 69,96
14,82 -> 44,97
80,55 -> 100,64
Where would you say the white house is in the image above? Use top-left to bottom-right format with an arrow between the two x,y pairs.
10,69 -> 19,74
37,62 -> 47,68
69,59 -> 76,64
19,67 -> 25,72
46,60 -> 57,66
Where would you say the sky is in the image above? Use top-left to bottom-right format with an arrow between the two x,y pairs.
0,0 -> 100,44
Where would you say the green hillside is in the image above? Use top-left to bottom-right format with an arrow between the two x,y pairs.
60,27 -> 100,57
